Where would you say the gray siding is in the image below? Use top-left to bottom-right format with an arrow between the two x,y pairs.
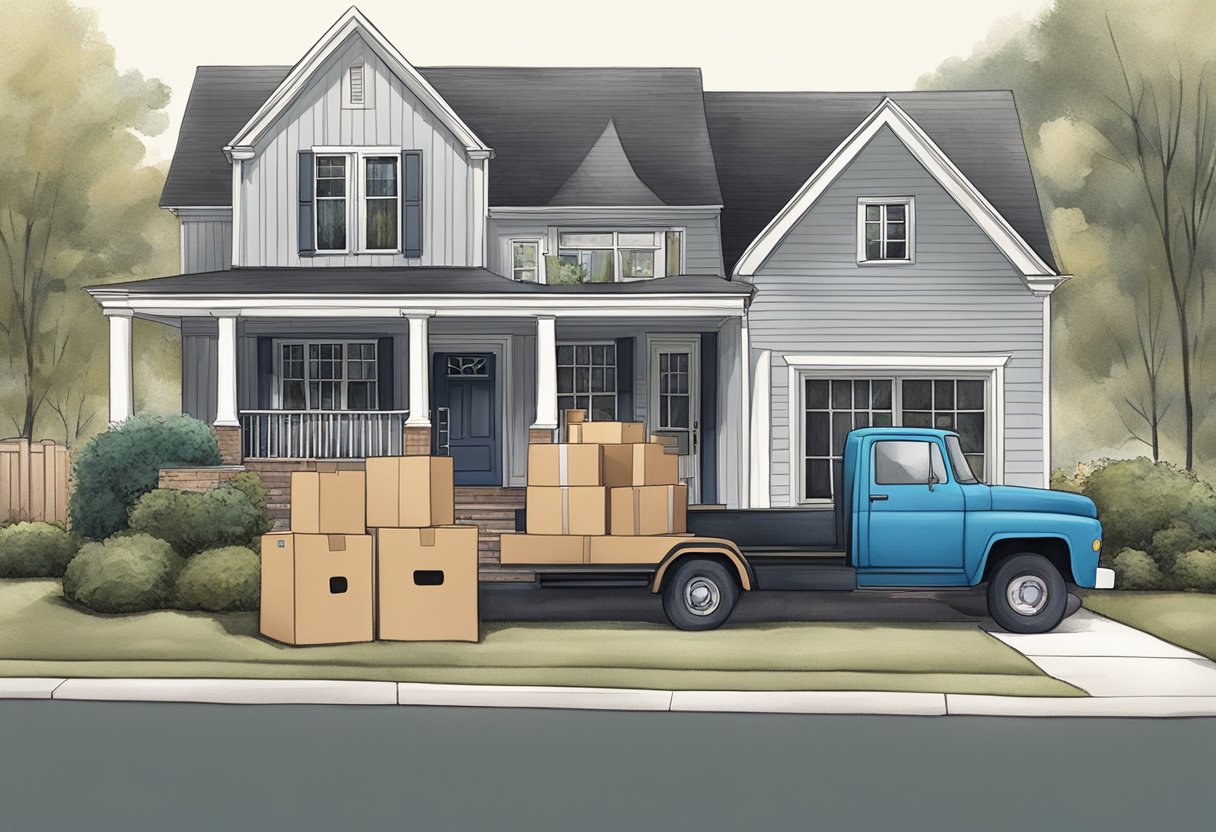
181,319 -> 218,424
487,210 -> 725,279
749,126 -> 1045,504
240,31 -> 476,268
181,216 -> 232,274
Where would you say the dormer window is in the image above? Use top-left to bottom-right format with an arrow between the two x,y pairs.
857,197 -> 914,263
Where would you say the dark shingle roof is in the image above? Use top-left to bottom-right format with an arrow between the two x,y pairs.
160,66 -> 724,208
87,267 -> 753,297
704,90 -> 1056,273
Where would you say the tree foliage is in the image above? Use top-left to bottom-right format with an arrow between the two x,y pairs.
0,0 -> 179,443
919,0 -> 1216,473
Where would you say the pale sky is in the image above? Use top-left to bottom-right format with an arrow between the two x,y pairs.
81,0 -> 1055,164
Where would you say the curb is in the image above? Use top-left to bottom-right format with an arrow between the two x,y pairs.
4,677 -> 1216,717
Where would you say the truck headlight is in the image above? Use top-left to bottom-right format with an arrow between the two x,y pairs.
1092,538 -> 1102,552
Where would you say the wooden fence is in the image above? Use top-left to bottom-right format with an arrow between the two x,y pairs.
0,439 -> 70,527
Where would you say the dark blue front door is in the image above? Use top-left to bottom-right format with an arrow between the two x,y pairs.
432,353 -> 500,485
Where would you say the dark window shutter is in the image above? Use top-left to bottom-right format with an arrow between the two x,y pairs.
298,151 -> 315,256
377,336 -> 394,411
614,337 -> 634,421
402,151 -> 423,258
257,338 -> 274,409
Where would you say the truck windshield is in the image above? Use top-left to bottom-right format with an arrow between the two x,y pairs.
945,435 -> 980,484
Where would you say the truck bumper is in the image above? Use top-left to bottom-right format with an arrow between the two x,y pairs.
1094,567 -> 1115,590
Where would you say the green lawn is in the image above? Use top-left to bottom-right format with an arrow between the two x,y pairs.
1083,591 -> 1216,661
0,580 -> 1082,695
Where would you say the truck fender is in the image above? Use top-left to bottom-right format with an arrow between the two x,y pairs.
650,541 -> 753,593
973,533 -> 1073,585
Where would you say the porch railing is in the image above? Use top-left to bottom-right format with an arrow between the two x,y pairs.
240,410 -> 410,459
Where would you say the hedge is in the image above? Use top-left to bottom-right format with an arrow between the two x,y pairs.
128,485 -> 268,556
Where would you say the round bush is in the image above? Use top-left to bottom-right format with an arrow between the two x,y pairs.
1174,550 -> 1216,592
0,522 -> 82,578
1081,458 -> 1216,554
1149,521 -> 1205,572
70,414 -> 221,540
226,472 -> 273,540
174,546 -> 260,612
62,534 -> 184,614
128,486 -> 266,556
1113,548 -> 1164,590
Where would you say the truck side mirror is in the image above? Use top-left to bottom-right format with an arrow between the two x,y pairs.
928,471 -> 938,492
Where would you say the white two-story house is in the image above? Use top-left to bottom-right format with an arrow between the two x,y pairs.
88,7 -> 1066,568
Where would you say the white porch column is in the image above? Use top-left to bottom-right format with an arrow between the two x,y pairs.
749,348 -> 771,508
214,314 -> 239,427
107,311 -> 133,424
406,313 -> 432,426
739,315 -> 752,509
532,315 -> 558,430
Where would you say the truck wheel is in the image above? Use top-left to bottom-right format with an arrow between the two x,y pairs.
661,558 -> 739,631
986,553 -> 1067,634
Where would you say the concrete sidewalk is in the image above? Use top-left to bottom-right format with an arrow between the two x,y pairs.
987,610 -> 1216,697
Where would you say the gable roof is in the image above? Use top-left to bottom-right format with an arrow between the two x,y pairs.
705,90 -> 1057,274
161,65 -> 724,209
548,119 -> 663,206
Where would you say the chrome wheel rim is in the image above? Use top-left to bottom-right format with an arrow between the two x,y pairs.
1007,575 -> 1049,616
684,578 -> 721,617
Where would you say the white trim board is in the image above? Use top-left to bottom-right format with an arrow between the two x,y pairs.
226,8 -> 490,156
782,353 -> 1009,506
731,97 -> 1064,292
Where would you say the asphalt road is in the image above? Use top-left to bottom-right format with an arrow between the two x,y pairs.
2,701 -> 1210,831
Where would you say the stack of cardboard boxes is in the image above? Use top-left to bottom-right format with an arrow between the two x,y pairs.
500,411 -> 689,565
260,457 -> 479,646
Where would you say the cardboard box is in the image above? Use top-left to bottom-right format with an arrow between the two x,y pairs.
601,443 -> 680,487
499,533 -> 590,564
365,456 -> 455,528
376,526 -> 479,642
649,434 -> 681,454
609,485 -> 688,535
564,409 -> 587,425
260,533 -> 374,645
527,443 -> 603,487
290,466 -> 366,534
589,533 -> 695,564
567,423 -> 584,443
573,421 -> 646,445
525,486 -> 608,535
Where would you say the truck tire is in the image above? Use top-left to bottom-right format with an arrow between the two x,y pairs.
661,558 -> 739,631
986,553 -> 1067,634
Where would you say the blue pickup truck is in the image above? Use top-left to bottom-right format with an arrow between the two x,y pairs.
531,427 -> 1113,633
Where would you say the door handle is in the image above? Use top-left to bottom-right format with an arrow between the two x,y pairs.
869,494 -> 888,501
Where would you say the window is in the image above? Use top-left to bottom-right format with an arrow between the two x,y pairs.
278,341 -> 377,410
363,156 -> 398,251
315,156 -> 348,252
548,230 -> 682,283
858,198 -> 913,262
874,441 -> 948,486
557,344 -> 617,421
511,240 -> 540,282
802,379 -> 893,500
902,379 -> 986,477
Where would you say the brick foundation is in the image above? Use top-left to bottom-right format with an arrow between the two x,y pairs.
157,466 -> 245,492
403,424 -> 432,455
528,428 -> 555,444
212,425 -> 242,464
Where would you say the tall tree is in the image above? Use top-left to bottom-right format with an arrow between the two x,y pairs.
919,0 -> 1216,472
0,0 -> 177,442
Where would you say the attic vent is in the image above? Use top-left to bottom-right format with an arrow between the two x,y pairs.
348,64 -> 365,105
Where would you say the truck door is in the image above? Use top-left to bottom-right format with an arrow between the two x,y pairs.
866,438 -> 965,571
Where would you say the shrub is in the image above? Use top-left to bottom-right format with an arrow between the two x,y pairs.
227,472 -> 273,541
69,414 -> 221,540
128,486 -> 266,557
174,546 -> 260,612
1113,548 -> 1164,590
62,534 -> 184,614
1174,550 -> 1216,592
1079,458 -> 1216,554
1149,521 -> 1206,572
0,522 -> 82,578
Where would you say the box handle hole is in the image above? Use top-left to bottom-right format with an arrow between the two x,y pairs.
329,576 -> 348,594
413,570 -> 444,586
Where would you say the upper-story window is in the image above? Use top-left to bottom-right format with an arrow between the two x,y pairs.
547,230 -> 683,284
858,197 -> 913,263
362,156 -> 399,251
511,240 -> 541,282
315,156 -> 348,252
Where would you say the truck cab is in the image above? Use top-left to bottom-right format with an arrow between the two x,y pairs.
666,427 -> 1112,632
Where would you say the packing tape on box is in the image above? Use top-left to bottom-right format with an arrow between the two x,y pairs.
667,486 -> 675,530
561,487 -> 570,535
558,444 -> 569,487
421,528 -> 436,547
327,534 -> 346,551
